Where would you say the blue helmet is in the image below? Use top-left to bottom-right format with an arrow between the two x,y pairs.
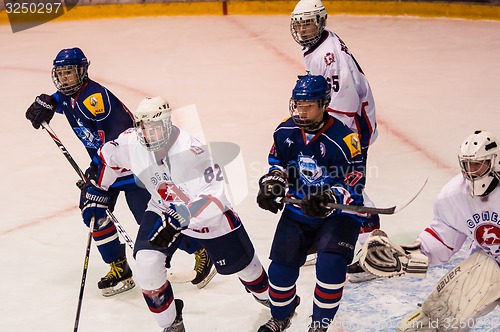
289,74 -> 331,130
51,47 -> 90,95
291,74 -> 330,102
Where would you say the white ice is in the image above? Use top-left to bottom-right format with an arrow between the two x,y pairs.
0,14 -> 499,332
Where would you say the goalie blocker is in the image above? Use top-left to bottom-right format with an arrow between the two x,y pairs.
359,230 -> 429,278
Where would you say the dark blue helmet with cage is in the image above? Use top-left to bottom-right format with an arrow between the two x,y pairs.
289,74 -> 331,130
51,47 -> 90,96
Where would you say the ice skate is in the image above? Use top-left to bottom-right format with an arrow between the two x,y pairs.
191,248 -> 217,289
163,299 -> 185,332
257,296 -> 300,331
252,294 -> 270,308
98,256 -> 135,297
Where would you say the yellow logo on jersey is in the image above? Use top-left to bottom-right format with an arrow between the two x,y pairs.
343,133 -> 361,158
83,93 -> 105,115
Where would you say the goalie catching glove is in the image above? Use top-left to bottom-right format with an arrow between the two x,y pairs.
148,204 -> 191,248
359,229 -> 429,278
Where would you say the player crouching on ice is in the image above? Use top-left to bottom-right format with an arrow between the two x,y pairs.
81,96 -> 270,331
358,130 -> 500,332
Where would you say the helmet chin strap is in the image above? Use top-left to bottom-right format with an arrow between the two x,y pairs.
303,111 -> 329,133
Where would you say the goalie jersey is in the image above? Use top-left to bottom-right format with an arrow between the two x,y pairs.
418,174 -> 500,265
268,115 -> 365,224
95,126 -> 240,240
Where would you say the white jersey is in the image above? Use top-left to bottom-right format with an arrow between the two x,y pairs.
96,127 -> 239,240
418,174 -> 500,265
303,29 -> 377,149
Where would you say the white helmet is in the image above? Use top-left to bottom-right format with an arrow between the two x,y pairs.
290,0 -> 327,48
134,96 -> 172,152
458,130 -> 500,196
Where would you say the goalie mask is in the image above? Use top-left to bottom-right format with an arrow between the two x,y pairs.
290,0 -> 327,48
52,47 -> 90,96
289,74 -> 331,131
458,130 -> 500,196
134,96 -> 173,152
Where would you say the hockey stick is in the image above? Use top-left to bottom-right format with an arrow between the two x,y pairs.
73,218 -> 95,332
280,178 -> 428,215
40,122 -> 136,250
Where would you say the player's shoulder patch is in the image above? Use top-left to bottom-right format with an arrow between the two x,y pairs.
281,116 -> 291,123
343,132 -> 361,158
83,93 -> 105,116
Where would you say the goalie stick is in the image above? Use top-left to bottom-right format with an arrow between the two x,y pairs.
40,122 -> 198,284
279,178 -> 428,215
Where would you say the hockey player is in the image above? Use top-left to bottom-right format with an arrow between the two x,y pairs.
256,74 -> 367,332
81,96 -> 270,331
25,47 -> 213,296
290,0 -> 380,279
358,130 -> 500,331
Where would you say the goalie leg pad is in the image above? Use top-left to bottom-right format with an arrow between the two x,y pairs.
420,250 -> 500,332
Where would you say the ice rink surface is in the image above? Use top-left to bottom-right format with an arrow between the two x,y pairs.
0,13 -> 499,332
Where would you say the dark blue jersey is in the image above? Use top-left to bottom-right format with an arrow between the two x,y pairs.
268,115 -> 365,224
53,79 -> 134,158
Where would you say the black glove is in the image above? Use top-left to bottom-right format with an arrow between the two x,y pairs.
76,163 -> 98,189
149,204 -> 190,248
257,170 -> 287,214
25,94 -> 57,129
301,190 -> 340,218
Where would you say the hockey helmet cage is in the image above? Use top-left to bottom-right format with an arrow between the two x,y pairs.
134,96 -> 173,152
51,47 -> 90,96
459,130 -> 500,196
290,0 -> 327,48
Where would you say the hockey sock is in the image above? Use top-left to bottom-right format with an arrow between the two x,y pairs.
312,252 -> 348,327
238,254 -> 269,300
268,261 -> 300,320
142,281 -> 177,328
92,218 -> 121,263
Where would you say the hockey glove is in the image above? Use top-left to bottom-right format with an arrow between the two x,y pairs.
257,170 -> 287,214
76,163 -> 99,190
359,230 -> 429,278
80,185 -> 111,228
301,190 -> 340,218
149,204 -> 191,248
25,94 -> 57,129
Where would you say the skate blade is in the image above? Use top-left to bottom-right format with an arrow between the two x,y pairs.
195,268 -> 218,289
101,278 -> 135,297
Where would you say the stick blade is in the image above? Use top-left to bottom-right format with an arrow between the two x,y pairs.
392,178 -> 428,214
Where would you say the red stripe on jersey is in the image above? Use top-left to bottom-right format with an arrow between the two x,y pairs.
327,107 -> 356,117
424,227 -> 454,251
